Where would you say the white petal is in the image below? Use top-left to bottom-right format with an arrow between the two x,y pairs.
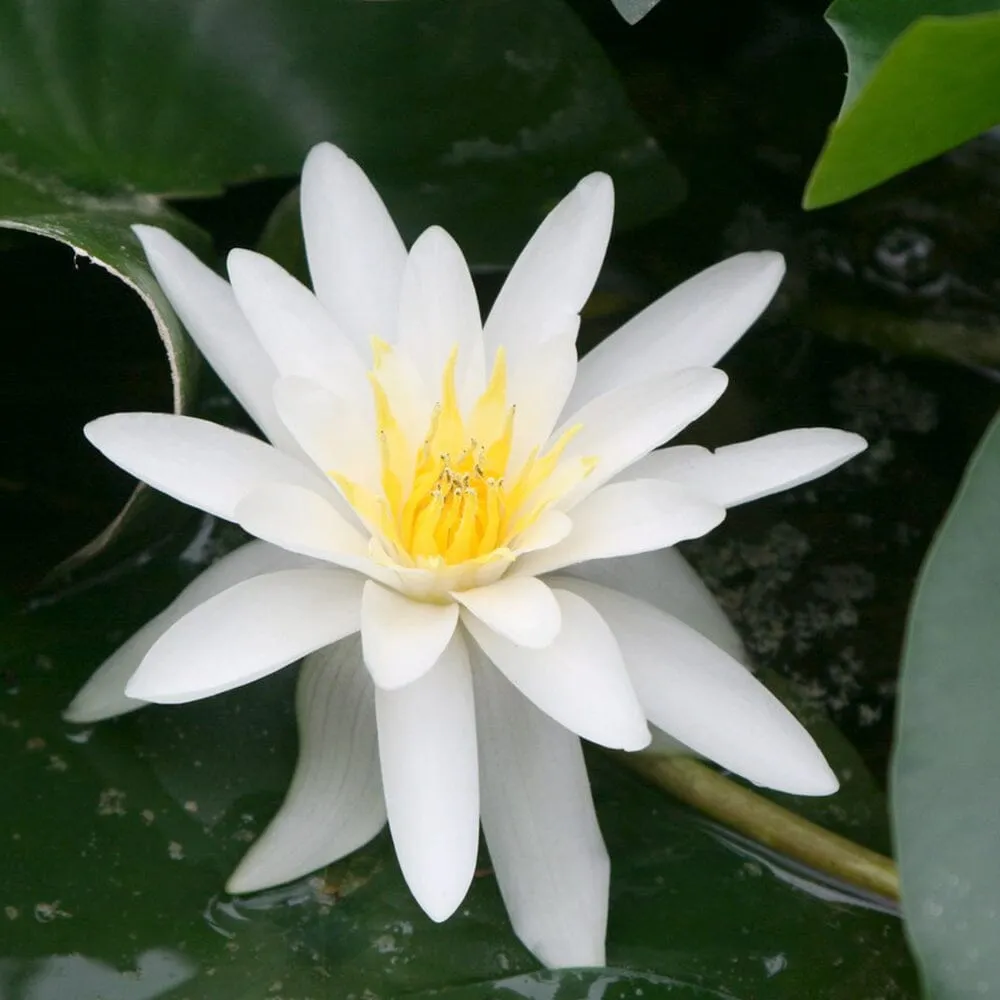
396,226 -> 485,406
126,568 -> 363,703
558,578 -> 838,795
132,225 -> 294,452
626,428 -> 868,507
452,576 -> 561,649
300,143 -> 407,348
85,413 -> 327,521
513,479 -> 725,578
462,589 -> 649,750
376,633 -> 478,921
64,541 -> 310,723
556,367 -> 729,508
484,173 -> 613,354
227,248 -> 368,404
361,581 -> 459,689
511,509 -> 573,555
227,636 -> 386,892
567,251 -> 785,412
234,484 -> 397,585
506,318 -> 579,474
473,659 -> 608,968
567,548 -> 746,664
272,375 -> 378,493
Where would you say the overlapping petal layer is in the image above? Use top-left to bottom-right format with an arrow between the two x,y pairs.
126,568 -> 363,703
64,541 -> 313,724
473,654 -> 609,968
226,637 -> 386,893
70,142 -> 866,971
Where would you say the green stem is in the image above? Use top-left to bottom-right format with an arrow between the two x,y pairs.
795,295 -> 1000,369
621,754 -> 900,901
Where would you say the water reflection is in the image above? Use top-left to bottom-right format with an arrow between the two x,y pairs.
0,949 -> 196,1000
712,826 -> 901,917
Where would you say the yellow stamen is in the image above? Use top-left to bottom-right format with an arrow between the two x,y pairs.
329,342 -> 595,568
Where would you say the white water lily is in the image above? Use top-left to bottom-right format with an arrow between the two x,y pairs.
66,143 -> 866,968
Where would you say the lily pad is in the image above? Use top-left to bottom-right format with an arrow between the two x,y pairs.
0,515 -> 917,1000
892,408 -> 1000,999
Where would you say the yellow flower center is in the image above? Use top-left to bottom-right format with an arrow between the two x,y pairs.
332,341 -> 594,569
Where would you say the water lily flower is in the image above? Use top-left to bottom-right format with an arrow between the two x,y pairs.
66,143 -> 866,968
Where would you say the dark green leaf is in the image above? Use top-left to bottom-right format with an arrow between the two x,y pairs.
804,0 -> 1000,208
893,407 -> 1000,999
0,0 -> 683,266
0,173 -> 209,569
0,521 -> 917,999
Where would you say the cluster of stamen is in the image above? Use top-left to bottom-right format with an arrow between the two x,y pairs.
405,441 -> 501,562
332,341 -> 592,569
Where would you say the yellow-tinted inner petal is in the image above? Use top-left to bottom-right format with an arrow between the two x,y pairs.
333,342 -> 594,567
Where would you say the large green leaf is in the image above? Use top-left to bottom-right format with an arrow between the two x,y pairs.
804,0 -> 1000,209
0,0 -> 682,265
0,520 -> 917,1000
893,408 -> 1000,999
0,173 -> 208,572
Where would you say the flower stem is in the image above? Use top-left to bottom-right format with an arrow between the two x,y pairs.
621,753 -> 900,901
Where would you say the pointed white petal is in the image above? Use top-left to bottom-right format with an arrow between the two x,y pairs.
453,576 -> 561,649
511,510 -> 573,555
473,659 -> 608,968
64,542 -> 310,723
234,484 -> 397,585
272,375 -> 378,492
376,633 -> 478,921
513,479 -> 725,578
227,248 -> 368,403
558,578 -> 838,795
300,143 -> 407,348
614,444 -> 705,483
126,568 -> 363,703
132,225 -> 294,451
227,636 -> 386,892
507,319 -> 579,474
85,413 -> 327,521
567,548 -> 746,664
463,589 -> 648,750
64,621 -> 157,723
396,226 -> 485,404
484,173 -> 613,354
626,429 -> 868,507
568,251 -> 785,412
556,367 -> 729,508
361,581 -> 459,689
